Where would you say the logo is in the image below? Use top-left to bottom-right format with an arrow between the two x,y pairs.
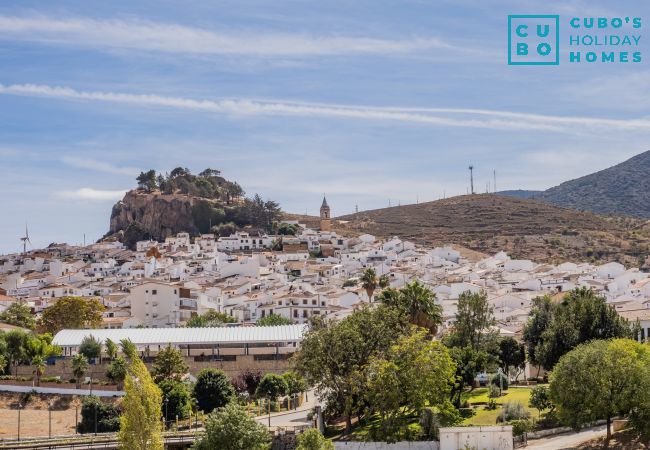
508,15 -> 560,65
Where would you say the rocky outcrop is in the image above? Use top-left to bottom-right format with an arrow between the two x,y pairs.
109,190 -> 200,243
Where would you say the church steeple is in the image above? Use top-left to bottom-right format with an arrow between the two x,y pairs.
320,195 -> 331,231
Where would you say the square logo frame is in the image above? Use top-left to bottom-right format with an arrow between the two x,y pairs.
508,15 -> 560,65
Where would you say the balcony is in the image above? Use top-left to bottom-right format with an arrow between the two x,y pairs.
179,299 -> 197,310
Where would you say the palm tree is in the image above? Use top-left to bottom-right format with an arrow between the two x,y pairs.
32,355 -> 46,387
72,354 -> 89,389
379,274 -> 390,289
400,280 -> 443,335
361,268 -> 378,302
378,280 -> 444,335
105,338 -> 118,360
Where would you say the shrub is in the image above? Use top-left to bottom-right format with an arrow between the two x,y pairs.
486,398 -> 498,410
510,419 -> 534,437
491,373 -> 509,391
488,383 -> 501,399
497,401 -> 530,423
77,396 -> 121,433
296,428 -> 334,450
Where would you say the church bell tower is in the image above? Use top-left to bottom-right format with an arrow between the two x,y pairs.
320,196 -> 331,232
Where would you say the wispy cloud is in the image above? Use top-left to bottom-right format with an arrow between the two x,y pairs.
60,156 -> 138,176
1,82 -> 649,133
54,188 -> 127,201
0,15 -> 455,56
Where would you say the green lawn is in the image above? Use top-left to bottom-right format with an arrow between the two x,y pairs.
462,386 -> 543,426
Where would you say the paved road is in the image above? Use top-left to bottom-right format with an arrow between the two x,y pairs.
525,425 -> 608,449
0,384 -> 124,397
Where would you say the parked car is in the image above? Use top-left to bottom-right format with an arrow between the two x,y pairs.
475,372 -> 489,386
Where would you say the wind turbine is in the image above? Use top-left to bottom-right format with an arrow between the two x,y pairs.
20,224 -> 31,254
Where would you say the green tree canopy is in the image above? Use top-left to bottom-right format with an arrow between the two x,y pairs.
550,338 -> 650,440
151,344 -> 189,383
72,353 -> 89,389
360,267 -> 378,301
106,356 -> 128,390
5,329 -> 29,376
193,369 -> 235,413
522,295 -> 554,373
118,352 -> 164,450
185,310 -> 237,327
378,280 -> 443,334
105,338 -> 118,360
159,379 -> 191,422
296,428 -> 334,450
526,288 -> 632,370
256,373 -> 288,403
498,337 -> 526,381
79,335 -> 102,360
257,314 -> 293,326
282,371 -> 308,397
0,300 -> 35,329
294,304 -> 408,432
193,402 -> 270,450
365,327 -> 456,441
38,296 -> 104,334
78,396 -> 121,434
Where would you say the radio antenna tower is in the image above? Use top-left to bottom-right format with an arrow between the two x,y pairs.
493,169 -> 497,194
468,165 -> 475,195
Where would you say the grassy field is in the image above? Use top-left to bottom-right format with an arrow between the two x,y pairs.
461,386 -> 542,426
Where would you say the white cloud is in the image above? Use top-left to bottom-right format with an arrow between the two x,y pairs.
54,188 -> 127,201
0,15 -> 454,56
60,156 -> 138,175
1,82 -> 649,133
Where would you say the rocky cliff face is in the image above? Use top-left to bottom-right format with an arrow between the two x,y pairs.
109,190 -> 200,243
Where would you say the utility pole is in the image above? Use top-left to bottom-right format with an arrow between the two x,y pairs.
494,169 -> 497,194
469,165 -> 475,195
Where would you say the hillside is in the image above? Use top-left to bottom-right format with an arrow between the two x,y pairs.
336,194 -> 650,265
535,150 -> 650,217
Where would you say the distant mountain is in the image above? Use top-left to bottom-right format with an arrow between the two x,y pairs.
497,190 -> 542,199
536,151 -> 650,218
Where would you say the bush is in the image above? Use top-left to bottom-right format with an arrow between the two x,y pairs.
77,396 -> 121,433
296,428 -> 334,450
497,401 -> 530,423
491,373 -> 509,391
193,403 -> 270,450
488,383 -> 501,399
510,419 -> 534,437
486,398 -> 498,410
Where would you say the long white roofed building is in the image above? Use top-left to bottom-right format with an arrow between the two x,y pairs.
53,325 -> 306,360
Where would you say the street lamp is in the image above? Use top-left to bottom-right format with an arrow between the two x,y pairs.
17,403 -> 22,441
49,400 -> 53,439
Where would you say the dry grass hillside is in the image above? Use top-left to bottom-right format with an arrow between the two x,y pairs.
326,194 -> 650,266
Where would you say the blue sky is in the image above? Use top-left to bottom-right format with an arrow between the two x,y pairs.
0,0 -> 648,253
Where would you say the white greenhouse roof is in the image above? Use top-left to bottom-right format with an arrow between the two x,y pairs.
52,325 -> 307,347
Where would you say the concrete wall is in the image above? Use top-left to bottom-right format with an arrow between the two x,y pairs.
16,355 -> 291,381
440,426 -> 513,450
